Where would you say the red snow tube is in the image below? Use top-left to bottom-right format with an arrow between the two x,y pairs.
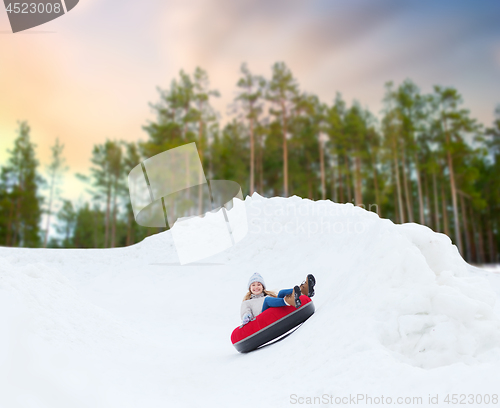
231,295 -> 315,353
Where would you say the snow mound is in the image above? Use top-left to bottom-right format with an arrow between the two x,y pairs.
0,256 -> 139,349
380,224 -> 500,368
1,194 -> 500,406
211,195 -> 500,369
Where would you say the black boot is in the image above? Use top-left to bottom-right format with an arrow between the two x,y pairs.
300,274 -> 316,297
284,286 -> 302,308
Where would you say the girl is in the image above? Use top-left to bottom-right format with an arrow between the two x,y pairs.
240,273 -> 316,326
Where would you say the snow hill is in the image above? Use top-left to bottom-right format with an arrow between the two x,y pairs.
1,193 -> 500,408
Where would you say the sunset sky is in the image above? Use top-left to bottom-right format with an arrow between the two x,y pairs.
1,0 -> 499,205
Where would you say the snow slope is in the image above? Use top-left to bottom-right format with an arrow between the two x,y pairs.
1,193 -> 500,407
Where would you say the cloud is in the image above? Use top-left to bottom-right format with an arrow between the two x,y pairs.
1,0 -> 499,204
157,0 -> 408,71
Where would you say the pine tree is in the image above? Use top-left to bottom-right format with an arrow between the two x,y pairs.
289,93 -> 323,200
72,202 -> 105,248
122,141 -> 148,246
266,62 -> 299,197
56,199 -> 76,247
344,103 -> 368,206
192,67 -> 220,213
0,121 -> 43,247
77,140 -> 123,248
432,86 -> 479,254
382,85 -> 403,222
235,62 -> 266,195
325,93 -> 346,203
395,80 -> 426,224
43,138 -> 67,248
211,120 -> 250,193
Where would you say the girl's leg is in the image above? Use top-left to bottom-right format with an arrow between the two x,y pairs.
261,296 -> 287,313
277,288 -> 293,298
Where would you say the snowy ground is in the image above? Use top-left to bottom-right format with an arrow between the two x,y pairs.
1,193 -> 500,408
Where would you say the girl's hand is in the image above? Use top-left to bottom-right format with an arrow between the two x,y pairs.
240,313 -> 254,327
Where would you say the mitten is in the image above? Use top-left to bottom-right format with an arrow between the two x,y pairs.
240,313 -> 254,328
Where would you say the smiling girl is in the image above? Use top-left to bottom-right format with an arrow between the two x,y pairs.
240,273 -> 316,327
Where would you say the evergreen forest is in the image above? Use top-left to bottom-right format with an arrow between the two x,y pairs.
1,62 -> 499,264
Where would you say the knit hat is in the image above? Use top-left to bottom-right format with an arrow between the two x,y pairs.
248,273 -> 266,289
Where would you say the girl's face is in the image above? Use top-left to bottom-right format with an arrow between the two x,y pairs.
250,282 -> 264,295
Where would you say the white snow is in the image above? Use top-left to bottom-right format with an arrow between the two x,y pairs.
1,193 -> 500,407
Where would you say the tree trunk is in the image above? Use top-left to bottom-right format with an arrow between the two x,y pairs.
94,207 -> 99,248
440,182 -> 450,237
43,211 -> 52,248
281,101 -> 288,198
331,156 -> 337,202
400,146 -> 413,222
393,186 -> 400,224
15,173 -> 25,246
468,202 -> 478,263
477,214 -> 486,264
487,209 -> 496,263
345,154 -> 352,203
338,154 -> 344,203
447,147 -> 462,254
14,194 -> 22,246
105,186 -> 111,248
43,171 -> 56,248
65,221 -> 71,245
459,193 -> 471,262
250,116 -> 255,195
208,146 -> 212,180
492,219 -> 498,263
126,210 -> 133,246
414,153 -> 424,225
432,171 -> 440,232
258,131 -> 264,193
442,115 -> 462,254
183,105 -> 189,140
111,185 -> 117,248
319,134 -> 326,200
198,116 -> 204,215
392,134 -> 404,223
423,172 -> 430,226
354,154 -> 362,206
185,151 -> 191,215
6,199 -> 14,246
74,225 -> 79,248
371,156 -> 380,215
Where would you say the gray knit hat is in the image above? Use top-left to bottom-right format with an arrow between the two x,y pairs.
248,273 -> 266,289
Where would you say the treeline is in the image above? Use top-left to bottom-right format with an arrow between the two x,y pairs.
1,62 -> 499,263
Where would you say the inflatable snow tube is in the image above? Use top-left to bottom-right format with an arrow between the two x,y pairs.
231,295 -> 315,353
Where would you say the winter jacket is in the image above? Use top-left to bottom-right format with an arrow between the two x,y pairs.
240,293 -> 267,320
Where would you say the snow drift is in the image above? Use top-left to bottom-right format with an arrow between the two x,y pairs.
1,193 -> 500,407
